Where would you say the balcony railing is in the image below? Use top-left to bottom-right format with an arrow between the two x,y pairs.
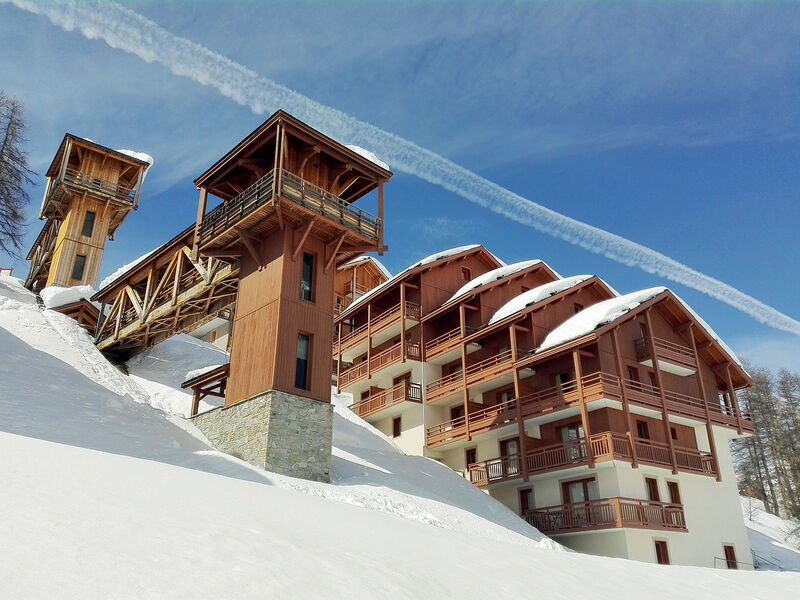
338,341 -> 421,388
334,300 -> 421,354
423,325 -> 478,360
58,168 -> 136,202
465,431 -> 717,485
426,370 -> 753,449
426,348 -> 514,402
635,336 -> 697,372
198,168 -> 380,246
348,382 -> 422,419
524,497 -> 687,534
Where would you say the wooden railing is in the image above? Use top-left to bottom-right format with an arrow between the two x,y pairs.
423,326 -> 478,359
426,349 -> 514,402
60,168 -> 136,202
348,382 -> 422,418
338,341 -> 421,388
525,497 -> 687,534
635,336 -> 697,371
334,300 -> 421,353
198,168 -> 380,246
467,454 -> 522,486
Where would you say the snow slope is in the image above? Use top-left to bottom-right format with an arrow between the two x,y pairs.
741,496 -> 800,571
1,273 -> 799,598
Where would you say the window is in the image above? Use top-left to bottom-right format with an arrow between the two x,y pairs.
555,371 -> 575,391
561,423 -> 586,461
498,389 -> 515,409
573,302 -> 584,314
627,366 -> 640,382
360,389 -> 370,401
654,540 -> 670,565
519,487 -> 534,515
393,372 -> 412,386
645,477 -> 660,502
562,477 -> 599,503
465,447 -> 477,466
300,252 -> 314,301
667,481 -> 681,504
723,545 -> 737,569
648,372 -> 657,388
70,254 -> 86,280
392,416 -> 401,438
81,210 -> 96,237
295,333 -> 311,390
670,427 -> 678,441
636,420 -> 650,440
460,266 -> 471,281
499,437 -> 521,476
450,404 -> 465,421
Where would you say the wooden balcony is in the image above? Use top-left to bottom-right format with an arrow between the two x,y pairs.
333,300 -> 421,356
635,336 -> 697,376
425,370 -> 753,449
54,167 -> 137,204
338,341 -> 421,388
465,432 -> 717,485
348,382 -> 422,419
198,168 -> 380,248
426,349 -> 514,403
524,497 -> 687,535
423,326 -> 478,362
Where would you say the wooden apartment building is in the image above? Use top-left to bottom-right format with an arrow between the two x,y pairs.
335,246 -> 754,568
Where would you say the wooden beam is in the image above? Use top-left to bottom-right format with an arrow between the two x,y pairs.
324,231 -> 347,274
292,218 -> 316,260
572,349 -> 594,468
192,187 -> 208,260
234,226 -> 261,268
377,179 -> 384,255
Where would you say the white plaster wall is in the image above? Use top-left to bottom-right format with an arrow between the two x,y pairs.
371,404 -> 425,456
557,530 -> 630,560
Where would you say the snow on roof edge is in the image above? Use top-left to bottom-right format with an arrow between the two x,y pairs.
341,255 -> 392,280
487,275 -> 597,326
443,260 -> 545,308
345,144 -> 389,171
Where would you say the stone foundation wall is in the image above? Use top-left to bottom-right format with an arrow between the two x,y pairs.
191,389 -> 332,482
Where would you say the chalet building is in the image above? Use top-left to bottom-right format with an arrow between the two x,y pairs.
336,246 -> 754,568
25,135 -> 149,291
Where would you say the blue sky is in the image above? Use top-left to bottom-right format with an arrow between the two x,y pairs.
1,1 -> 798,369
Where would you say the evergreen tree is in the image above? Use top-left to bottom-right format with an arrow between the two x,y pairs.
0,91 -> 36,256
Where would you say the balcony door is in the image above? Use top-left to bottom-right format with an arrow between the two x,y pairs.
561,477 -> 599,528
499,437 -> 521,477
560,423 -> 586,462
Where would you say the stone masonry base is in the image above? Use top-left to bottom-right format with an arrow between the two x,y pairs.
191,389 -> 332,482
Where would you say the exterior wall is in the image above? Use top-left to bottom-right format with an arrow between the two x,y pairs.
227,227 -> 334,404
191,389 -> 332,482
372,404 -> 425,455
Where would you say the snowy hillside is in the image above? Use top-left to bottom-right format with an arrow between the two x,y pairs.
1,273 -> 799,599
741,496 -> 800,571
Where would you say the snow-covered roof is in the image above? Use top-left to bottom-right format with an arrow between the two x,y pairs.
345,144 -> 389,171
488,275 -> 596,326
40,285 -> 100,310
116,148 -> 154,168
182,363 -> 226,386
98,248 -> 158,291
339,245 -> 481,318
341,255 -> 392,280
443,260 -> 546,308
537,287 -> 667,354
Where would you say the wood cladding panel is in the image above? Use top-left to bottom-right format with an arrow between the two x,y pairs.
227,299 -> 280,404
419,254 -> 497,314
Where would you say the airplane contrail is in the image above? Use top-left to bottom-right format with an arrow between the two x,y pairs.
9,0 -> 800,337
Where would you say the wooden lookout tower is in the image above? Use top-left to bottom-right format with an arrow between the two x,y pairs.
193,110 -> 392,406
25,135 -> 149,290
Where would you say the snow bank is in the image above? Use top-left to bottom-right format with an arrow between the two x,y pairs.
537,287 -> 667,353
489,275 -> 596,325
444,260 -> 545,307
345,144 -> 389,170
40,285 -> 99,309
741,496 -> 800,571
0,275 -> 36,305
341,244 -> 480,317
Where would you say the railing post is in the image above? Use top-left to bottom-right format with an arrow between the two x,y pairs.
510,325 -> 529,482
572,349 -> 594,468
725,363 -> 744,435
611,328 -> 638,468
645,309 -> 678,475
367,304 -> 372,381
400,284 -> 407,363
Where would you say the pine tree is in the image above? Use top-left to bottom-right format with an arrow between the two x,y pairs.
0,91 -> 36,256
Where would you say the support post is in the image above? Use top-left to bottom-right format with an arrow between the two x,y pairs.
644,309 -> 678,475
192,187 -> 208,260
510,326 -> 529,481
611,327 -> 638,468
400,283 -> 407,362
572,349 -> 594,468
459,304 -> 470,440
688,325 -> 721,481
725,363 -> 744,435
378,179 -> 384,254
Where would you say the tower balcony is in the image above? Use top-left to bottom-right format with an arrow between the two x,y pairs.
348,381 -> 422,419
634,336 -> 697,376
524,497 -> 687,535
197,168 -> 381,251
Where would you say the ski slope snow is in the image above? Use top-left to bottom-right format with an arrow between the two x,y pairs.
1,273 -> 798,599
